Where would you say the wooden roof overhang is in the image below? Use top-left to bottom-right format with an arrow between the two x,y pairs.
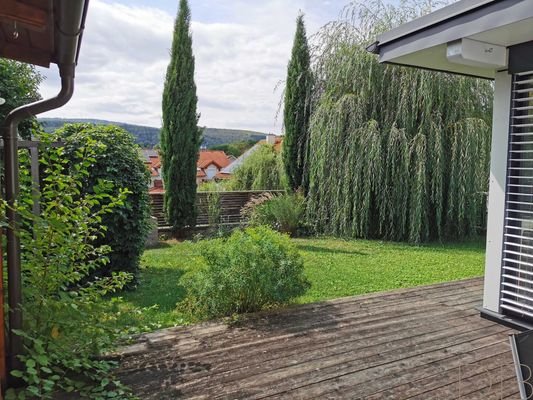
0,0 -> 89,68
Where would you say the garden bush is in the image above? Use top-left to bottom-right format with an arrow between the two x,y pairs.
0,59 -> 42,139
242,192 -> 306,236
197,180 -> 228,192
56,124 -> 151,280
182,226 -> 310,318
3,135 -> 134,399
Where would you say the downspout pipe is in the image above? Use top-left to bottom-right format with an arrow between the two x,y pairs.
2,64 -> 75,375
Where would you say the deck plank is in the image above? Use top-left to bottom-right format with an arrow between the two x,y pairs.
127,285 -> 483,359
171,312 -> 493,394
338,343 -> 512,399
117,277 -> 521,399
119,291 -> 483,370
217,326 -> 509,399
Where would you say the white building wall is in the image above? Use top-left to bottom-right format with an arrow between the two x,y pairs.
206,165 -> 218,180
483,71 -> 512,312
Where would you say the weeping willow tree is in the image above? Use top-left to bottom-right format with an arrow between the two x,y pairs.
306,0 -> 493,243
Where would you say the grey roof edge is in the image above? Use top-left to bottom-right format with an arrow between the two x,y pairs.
367,0 -> 533,79
376,0 -> 500,47
221,143 -> 261,174
382,60 -> 501,80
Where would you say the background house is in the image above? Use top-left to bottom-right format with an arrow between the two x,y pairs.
216,134 -> 282,180
142,149 -> 163,193
197,149 -> 232,181
143,148 -> 233,191
196,168 -> 207,185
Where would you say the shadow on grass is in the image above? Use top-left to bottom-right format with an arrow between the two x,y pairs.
417,237 -> 486,253
297,244 -> 368,256
145,241 -> 174,250
122,266 -> 188,312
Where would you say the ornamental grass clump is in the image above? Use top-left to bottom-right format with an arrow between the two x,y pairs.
242,192 -> 307,236
181,226 -> 310,318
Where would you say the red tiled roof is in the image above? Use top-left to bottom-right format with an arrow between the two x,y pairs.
149,186 -> 165,194
146,155 -> 161,178
149,155 -> 161,169
146,150 -> 234,181
197,150 -> 232,169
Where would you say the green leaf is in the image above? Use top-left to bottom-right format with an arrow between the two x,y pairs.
35,354 -> 49,366
27,386 -> 40,396
10,370 -> 23,378
4,388 -> 16,400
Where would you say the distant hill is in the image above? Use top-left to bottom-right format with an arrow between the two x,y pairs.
38,118 -> 266,148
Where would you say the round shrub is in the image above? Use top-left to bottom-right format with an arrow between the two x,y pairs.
183,226 -> 310,318
57,124 -> 151,280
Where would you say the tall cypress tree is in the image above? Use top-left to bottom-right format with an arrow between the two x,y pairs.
282,14 -> 312,191
161,0 -> 201,231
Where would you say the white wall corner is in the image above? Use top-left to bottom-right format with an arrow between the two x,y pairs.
483,71 -> 512,313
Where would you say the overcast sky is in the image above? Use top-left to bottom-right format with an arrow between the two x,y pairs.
36,0 -> 352,133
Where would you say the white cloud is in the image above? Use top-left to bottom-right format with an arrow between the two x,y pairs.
37,0 -> 346,133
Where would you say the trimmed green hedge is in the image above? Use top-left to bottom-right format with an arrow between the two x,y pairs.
57,123 -> 151,280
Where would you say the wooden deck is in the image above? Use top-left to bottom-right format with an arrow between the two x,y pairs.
117,278 -> 520,399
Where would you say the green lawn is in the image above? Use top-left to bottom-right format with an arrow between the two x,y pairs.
112,237 -> 486,332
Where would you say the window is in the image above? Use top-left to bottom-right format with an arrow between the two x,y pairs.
501,70 -> 533,321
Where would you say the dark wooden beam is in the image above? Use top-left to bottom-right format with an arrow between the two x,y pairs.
0,0 -> 48,31
0,42 -> 51,67
0,233 -> 5,394
0,140 -> 64,149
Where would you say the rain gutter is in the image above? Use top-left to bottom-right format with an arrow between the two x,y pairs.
1,0 -> 88,377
